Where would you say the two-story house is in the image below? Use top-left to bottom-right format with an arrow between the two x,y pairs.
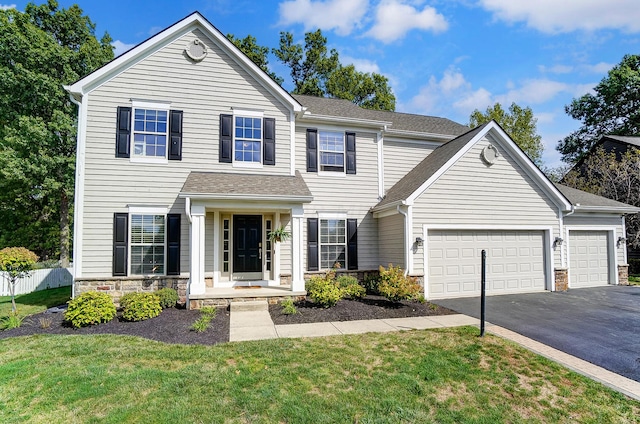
65,12 -> 637,307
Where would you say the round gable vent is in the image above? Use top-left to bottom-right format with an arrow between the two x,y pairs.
481,144 -> 499,165
185,39 -> 207,62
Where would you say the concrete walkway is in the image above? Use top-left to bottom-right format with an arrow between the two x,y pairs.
228,300 -> 640,401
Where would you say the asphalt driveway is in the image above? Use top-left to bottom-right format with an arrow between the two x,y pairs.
434,285 -> 640,382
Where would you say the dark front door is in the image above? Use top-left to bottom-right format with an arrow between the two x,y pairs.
233,215 -> 262,273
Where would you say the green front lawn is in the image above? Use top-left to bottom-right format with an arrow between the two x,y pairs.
628,275 -> 640,286
0,286 -> 71,318
1,327 -> 638,423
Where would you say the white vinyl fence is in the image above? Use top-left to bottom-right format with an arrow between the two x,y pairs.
0,268 -> 73,296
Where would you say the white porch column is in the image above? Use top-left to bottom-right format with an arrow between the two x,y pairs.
291,206 -> 305,291
189,205 -> 206,296
212,210 -> 220,286
274,212 -> 281,283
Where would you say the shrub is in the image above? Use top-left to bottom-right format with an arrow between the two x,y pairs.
337,275 -> 366,299
65,291 -> 117,328
156,288 -> 179,309
363,274 -> 380,294
306,274 -> 344,308
1,312 -> 24,330
281,298 -> 298,315
121,292 -> 162,322
377,264 -> 422,302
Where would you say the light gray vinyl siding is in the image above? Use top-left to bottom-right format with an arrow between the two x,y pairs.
564,214 -> 626,265
378,213 -> 405,268
278,214 -> 292,276
295,127 -> 380,270
80,28 -> 293,277
383,140 -> 437,191
411,137 -> 561,274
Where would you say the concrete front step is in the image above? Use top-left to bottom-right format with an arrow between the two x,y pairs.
230,300 -> 269,312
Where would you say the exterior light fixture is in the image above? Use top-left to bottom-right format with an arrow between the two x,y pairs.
554,237 -> 563,247
415,237 -> 424,247
617,236 -> 627,247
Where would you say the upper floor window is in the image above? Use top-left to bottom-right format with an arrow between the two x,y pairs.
319,131 -> 344,172
133,109 -> 168,158
235,116 -> 262,163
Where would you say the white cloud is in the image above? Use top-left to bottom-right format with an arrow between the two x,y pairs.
582,62 -> 614,74
277,0 -> 369,36
365,0 -> 448,43
453,88 -> 493,112
479,0 -> 640,33
341,55 -> 380,73
0,4 -> 16,10
112,40 -> 137,57
495,79 -> 570,105
539,62 -> 614,75
538,64 -> 573,74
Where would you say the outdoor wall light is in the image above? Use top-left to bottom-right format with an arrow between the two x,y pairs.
554,237 -> 563,247
415,237 -> 424,247
617,236 -> 627,247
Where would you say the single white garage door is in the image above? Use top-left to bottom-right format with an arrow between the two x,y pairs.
569,231 -> 610,288
427,230 -> 546,299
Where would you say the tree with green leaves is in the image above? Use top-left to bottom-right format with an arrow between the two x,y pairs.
557,54 -> 640,164
227,34 -> 283,85
563,147 -> 640,248
0,1 -> 114,265
469,102 -> 544,166
273,29 -> 395,110
0,247 -> 38,314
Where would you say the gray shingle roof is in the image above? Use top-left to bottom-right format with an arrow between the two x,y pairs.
553,183 -> 638,210
181,171 -> 312,200
602,135 -> 640,147
293,94 -> 468,136
375,123 -> 489,209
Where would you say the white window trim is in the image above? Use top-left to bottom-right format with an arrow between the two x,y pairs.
130,100 -> 171,164
128,205 -> 169,276
318,130 -> 346,175
232,109 -> 265,168
319,217 -> 348,270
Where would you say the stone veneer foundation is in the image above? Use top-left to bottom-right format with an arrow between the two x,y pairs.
554,268 -> 568,291
74,277 -> 188,306
618,264 -> 629,285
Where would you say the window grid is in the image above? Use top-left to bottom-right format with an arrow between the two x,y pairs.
235,116 -> 262,163
320,219 -> 346,269
130,214 -> 165,275
265,220 -> 272,272
223,219 -> 230,273
133,109 -> 168,158
319,131 -> 344,172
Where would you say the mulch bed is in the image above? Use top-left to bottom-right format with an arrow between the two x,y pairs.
269,295 -> 456,325
0,307 -> 230,346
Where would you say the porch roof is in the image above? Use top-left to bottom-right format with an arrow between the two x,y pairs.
179,171 -> 313,202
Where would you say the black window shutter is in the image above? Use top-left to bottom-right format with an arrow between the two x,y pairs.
116,107 -> 131,158
347,218 -> 358,270
169,110 -> 183,161
307,218 -> 319,271
346,132 -> 356,174
219,114 -> 233,163
113,213 -> 128,276
166,213 -> 181,275
306,128 -> 318,173
263,117 -> 276,165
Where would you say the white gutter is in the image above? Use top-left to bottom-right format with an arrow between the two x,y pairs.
185,197 -> 192,224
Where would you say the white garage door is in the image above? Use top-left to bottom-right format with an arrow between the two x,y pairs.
427,230 -> 546,299
569,231 -> 610,288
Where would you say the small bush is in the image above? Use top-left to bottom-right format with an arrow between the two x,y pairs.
156,288 -> 179,309
200,306 -> 217,318
363,274 -> 380,294
337,275 -> 366,299
306,274 -> 344,308
281,298 -> 298,315
38,316 -> 53,329
1,312 -> 24,330
121,292 -> 162,322
65,291 -> 117,328
377,264 -> 422,302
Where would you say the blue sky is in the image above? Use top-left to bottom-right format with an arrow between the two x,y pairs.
5,1 -> 640,167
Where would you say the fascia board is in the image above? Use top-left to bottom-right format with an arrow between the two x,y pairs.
574,205 -> 640,214
298,113 -> 391,129
179,192 -> 313,203
383,129 -> 457,141
65,13 -> 302,112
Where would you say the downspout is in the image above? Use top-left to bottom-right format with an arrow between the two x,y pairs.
185,197 -> 192,223
68,92 -> 82,299
397,204 -> 410,276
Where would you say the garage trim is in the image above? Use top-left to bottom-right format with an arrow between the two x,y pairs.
422,224 -> 554,299
565,226 -> 618,287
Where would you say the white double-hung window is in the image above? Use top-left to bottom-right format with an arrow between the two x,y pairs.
131,100 -> 170,161
319,131 -> 345,172
129,207 -> 167,275
320,218 -> 347,269
233,109 -> 263,166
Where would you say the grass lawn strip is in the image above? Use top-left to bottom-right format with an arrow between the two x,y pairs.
1,327 -> 638,423
0,286 -> 70,318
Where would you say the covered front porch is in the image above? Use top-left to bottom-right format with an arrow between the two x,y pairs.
179,171 -> 312,304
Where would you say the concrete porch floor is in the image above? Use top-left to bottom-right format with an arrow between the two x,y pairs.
188,285 -> 306,308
